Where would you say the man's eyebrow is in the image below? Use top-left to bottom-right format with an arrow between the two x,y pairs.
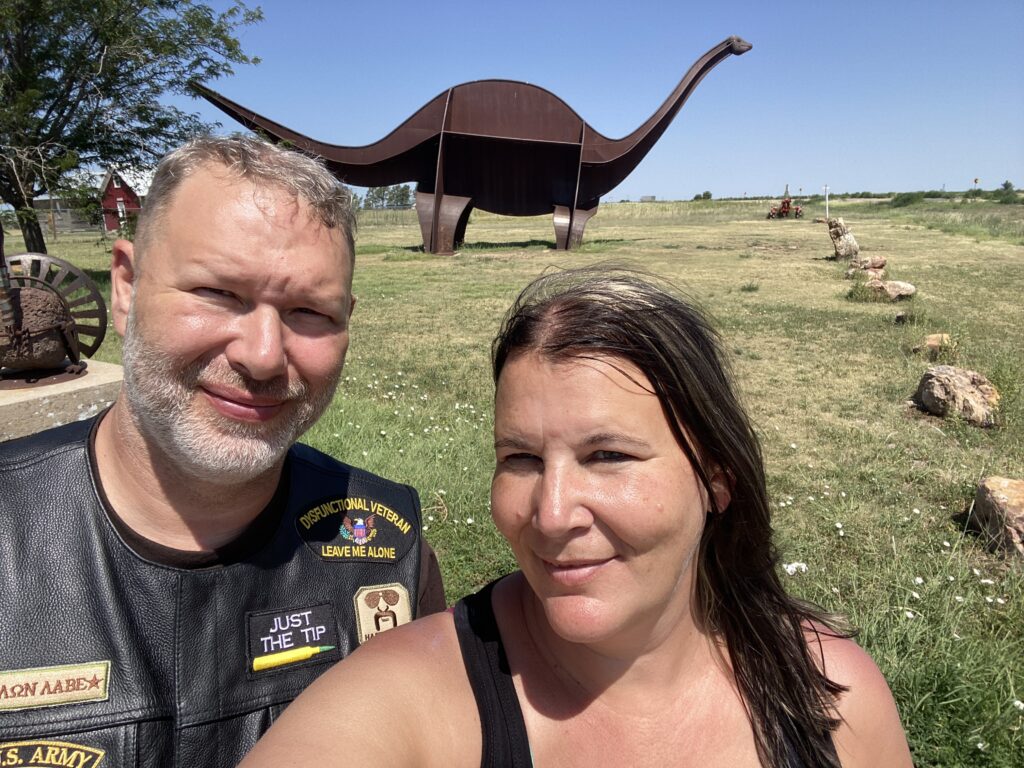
494,436 -> 531,451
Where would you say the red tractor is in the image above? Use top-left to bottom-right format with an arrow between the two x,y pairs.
767,197 -> 803,219
767,185 -> 803,219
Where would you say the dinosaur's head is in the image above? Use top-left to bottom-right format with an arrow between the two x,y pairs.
728,36 -> 753,55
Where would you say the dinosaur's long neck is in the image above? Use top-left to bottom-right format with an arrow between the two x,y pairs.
579,36 -> 751,197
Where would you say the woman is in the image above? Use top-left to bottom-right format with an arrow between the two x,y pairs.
241,267 -> 912,767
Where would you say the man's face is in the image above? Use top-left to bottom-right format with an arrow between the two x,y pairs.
116,166 -> 354,483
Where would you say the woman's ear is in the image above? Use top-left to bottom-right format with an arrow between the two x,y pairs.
708,467 -> 733,513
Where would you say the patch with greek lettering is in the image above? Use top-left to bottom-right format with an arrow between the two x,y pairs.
0,740 -> 105,767
296,495 -> 416,563
0,661 -> 109,712
247,604 -> 340,674
353,583 -> 412,644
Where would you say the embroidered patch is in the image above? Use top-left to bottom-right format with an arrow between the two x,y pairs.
0,661 -> 109,712
297,495 -> 416,563
247,604 -> 340,674
352,583 -> 412,644
0,740 -> 105,767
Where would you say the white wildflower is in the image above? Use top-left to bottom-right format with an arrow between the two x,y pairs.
914,577 -> 924,585
783,562 -> 808,576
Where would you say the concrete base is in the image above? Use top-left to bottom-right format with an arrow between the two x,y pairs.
0,360 -> 123,442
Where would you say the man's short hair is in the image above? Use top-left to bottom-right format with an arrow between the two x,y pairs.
135,134 -> 356,266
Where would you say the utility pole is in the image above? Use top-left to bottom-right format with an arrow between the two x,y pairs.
822,185 -> 830,219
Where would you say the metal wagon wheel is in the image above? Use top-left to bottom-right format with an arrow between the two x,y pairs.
3,252 -> 108,358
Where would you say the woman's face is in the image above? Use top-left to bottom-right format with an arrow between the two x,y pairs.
491,352 -> 730,649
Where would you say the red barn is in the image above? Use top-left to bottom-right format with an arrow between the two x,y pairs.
99,169 -> 149,233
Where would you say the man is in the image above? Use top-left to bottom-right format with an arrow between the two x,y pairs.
0,136 -> 444,766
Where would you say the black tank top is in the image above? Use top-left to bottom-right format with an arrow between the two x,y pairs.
454,581 -> 533,768
453,580 -> 840,768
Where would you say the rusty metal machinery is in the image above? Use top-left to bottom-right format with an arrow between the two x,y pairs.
1,231 -> 107,375
195,36 -> 752,254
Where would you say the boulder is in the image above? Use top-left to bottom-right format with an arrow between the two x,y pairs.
853,255 -> 887,270
865,278 -> 916,301
912,333 -> 952,360
882,280 -> 916,300
827,217 -> 860,259
864,268 -> 886,280
912,365 -> 999,427
972,477 -> 1024,558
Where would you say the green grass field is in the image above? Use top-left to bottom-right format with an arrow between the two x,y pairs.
6,196 -> 1023,765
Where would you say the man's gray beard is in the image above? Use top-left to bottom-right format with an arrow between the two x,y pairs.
120,307 -> 340,485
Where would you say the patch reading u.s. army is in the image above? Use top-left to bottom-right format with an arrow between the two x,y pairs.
0,740 -> 105,767
353,583 -> 412,644
247,604 -> 340,674
0,661 -> 109,712
297,495 -> 416,563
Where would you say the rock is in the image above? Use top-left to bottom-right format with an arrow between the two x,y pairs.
864,268 -> 886,280
972,477 -> 1024,558
893,311 -> 908,324
853,255 -> 887,270
912,333 -> 952,360
827,217 -> 860,259
883,280 -> 916,300
864,278 -> 915,301
912,365 -> 1000,427
844,267 -> 858,279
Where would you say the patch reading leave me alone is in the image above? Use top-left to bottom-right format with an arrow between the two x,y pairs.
297,495 -> 416,563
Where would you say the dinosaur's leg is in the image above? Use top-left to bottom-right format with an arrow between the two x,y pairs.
434,195 -> 473,255
568,205 -> 598,249
553,206 -> 572,250
416,191 -> 473,254
415,190 -> 436,252
553,204 -> 599,250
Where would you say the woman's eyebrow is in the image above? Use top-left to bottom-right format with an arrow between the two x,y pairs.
581,432 -> 651,449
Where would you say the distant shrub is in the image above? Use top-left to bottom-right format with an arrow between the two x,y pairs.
890,192 -> 926,208
739,280 -> 760,292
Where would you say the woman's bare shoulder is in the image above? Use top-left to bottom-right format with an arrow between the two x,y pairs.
240,611 -> 481,767
804,625 -> 913,768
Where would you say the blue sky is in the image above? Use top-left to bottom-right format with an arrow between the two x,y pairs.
172,0 -> 1024,201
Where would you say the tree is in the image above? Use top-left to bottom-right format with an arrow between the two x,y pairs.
0,0 -> 262,253
385,184 -> 411,209
363,186 -> 387,209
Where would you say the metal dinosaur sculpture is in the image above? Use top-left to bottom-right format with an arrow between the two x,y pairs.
195,35 -> 751,254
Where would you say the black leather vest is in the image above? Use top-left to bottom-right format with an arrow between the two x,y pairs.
0,418 -> 424,767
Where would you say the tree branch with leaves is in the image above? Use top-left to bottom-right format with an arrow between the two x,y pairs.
0,0 -> 262,252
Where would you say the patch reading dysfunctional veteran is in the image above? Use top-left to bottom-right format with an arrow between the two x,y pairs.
0,661 -> 109,712
297,495 -> 416,563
